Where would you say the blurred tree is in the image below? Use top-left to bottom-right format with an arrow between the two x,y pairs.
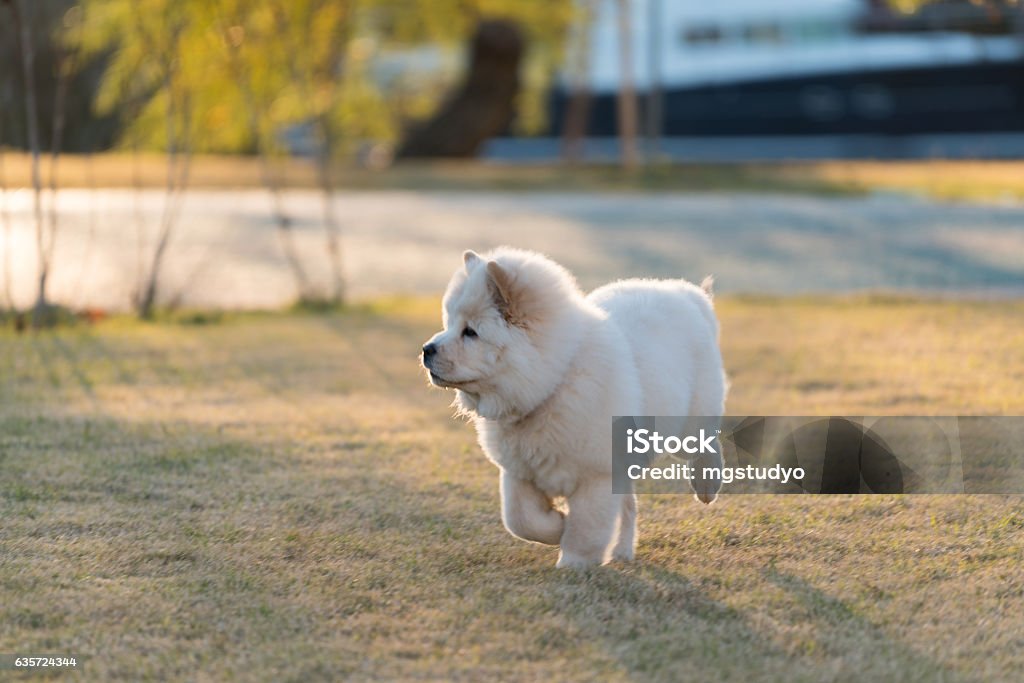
42,5 -> 86,319
561,0 -> 596,164
0,0 -> 117,152
79,0 -> 575,155
871,0 -> 1023,34
371,0 -> 576,137
0,94 -> 11,313
887,0 -> 1021,18
134,1 -> 194,319
266,0 -> 351,302
396,19 -> 524,159
79,0 -> 198,317
4,0 -> 49,325
614,0 -> 638,171
211,0 -> 315,300
76,0 -> 575,309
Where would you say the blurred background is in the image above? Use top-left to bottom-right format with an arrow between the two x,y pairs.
1,0 -> 1023,322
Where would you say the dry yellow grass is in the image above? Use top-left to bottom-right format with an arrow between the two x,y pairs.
0,152 -> 323,190
1,297 -> 1023,681
5,152 -> 1024,199
777,160 -> 1024,202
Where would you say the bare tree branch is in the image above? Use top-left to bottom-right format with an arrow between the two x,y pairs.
270,0 -> 347,304
213,0 -> 313,300
133,8 -> 193,319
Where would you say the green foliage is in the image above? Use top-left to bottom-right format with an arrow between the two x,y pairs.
888,0 -> 928,11
76,0 -> 576,154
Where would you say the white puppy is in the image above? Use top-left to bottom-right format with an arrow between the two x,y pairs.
422,248 -> 727,568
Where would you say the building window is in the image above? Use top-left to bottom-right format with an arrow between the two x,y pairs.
797,20 -> 844,43
744,23 -> 783,44
683,25 -> 723,46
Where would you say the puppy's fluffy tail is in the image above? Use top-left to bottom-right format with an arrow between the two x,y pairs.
700,275 -> 714,298
694,275 -> 719,343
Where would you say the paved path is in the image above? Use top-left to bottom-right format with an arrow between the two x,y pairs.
2,189 -> 1023,310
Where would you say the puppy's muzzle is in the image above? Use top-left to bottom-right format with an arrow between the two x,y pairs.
422,342 -> 437,367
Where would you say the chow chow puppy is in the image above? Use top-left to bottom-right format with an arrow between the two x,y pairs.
422,248 -> 726,568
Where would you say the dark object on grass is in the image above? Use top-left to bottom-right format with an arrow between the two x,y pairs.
396,20 -> 523,160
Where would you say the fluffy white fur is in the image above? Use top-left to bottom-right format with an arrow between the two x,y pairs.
422,248 -> 727,568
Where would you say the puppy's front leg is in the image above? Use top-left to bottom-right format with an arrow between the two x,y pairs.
689,449 -> 723,505
557,476 -> 620,568
610,491 -> 637,562
500,471 -> 564,545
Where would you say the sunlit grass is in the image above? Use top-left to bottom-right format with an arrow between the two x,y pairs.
1,297 -> 1023,680
6,152 -> 1024,200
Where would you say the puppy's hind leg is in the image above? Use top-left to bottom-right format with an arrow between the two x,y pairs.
611,492 -> 637,562
557,476 -> 620,569
500,471 -> 564,546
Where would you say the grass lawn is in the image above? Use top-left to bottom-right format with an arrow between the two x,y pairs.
2,296 -> 1023,681
6,152 -> 1024,201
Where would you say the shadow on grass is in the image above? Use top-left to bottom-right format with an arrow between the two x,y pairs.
760,570 -> 966,682
43,335 -> 99,405
335,453 -> 979,682
316,312 -> 423,393
0,412 -> 305,676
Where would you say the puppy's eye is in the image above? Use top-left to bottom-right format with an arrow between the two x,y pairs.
462,326 -> 478,339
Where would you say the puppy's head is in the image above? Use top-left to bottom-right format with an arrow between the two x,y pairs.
421,248 -> 587,420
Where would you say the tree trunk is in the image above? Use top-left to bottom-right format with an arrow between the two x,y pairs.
614,0 -> 639,172
645,0 -> 663,158
0,91 -> 12,311
42,37 -> 75,316
313,120 -> 345,304
561,3 -> 593,164
397,20 -> 524,159
138,66 -> 191,319
133,8 -> 192,320
10,0 -> 47,325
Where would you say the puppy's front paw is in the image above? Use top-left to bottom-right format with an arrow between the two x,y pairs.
694,490 -> 718,505
611,548 -> 635,563
556,551 -> 601,569
690,451 -> 723,504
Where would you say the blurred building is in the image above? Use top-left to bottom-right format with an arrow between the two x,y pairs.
550,0 -> 1024,136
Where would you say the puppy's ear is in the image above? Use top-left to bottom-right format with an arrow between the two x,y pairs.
486,260 -> 519,323
463,250 -> 482,270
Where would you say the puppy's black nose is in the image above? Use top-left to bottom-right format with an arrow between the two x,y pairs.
422,343 -> 437,359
